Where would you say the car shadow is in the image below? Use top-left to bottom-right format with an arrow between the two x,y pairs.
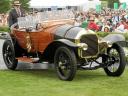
15,69 -> 57,79
14,69 -> 108,81
75,70 -> 108,81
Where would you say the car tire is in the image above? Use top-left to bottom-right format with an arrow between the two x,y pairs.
104,43 -> 126,76
2,40 -> 18,70
54,46 -> 77,81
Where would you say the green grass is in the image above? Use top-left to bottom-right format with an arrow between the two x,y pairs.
0,69 -> 128,96
0,26 -> 9,32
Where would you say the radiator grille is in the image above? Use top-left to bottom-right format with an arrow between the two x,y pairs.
80,34 -> 98,57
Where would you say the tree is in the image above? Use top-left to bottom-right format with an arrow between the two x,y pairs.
11,0 -> 30,11
0,0 -> 11,13
19,0 -> 30,11
100,0 -> 120,8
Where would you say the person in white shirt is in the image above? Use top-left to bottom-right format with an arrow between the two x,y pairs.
115,21 -> 125,32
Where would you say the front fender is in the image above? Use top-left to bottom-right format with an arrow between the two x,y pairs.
54,39 -> 78,48
103,34 -> 125,44
115,41 -> 128,47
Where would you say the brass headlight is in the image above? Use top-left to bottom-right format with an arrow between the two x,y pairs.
77,43 -> 88,51
106,41 -> 112,47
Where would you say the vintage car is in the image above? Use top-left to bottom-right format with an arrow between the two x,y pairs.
0,10 -> 126,81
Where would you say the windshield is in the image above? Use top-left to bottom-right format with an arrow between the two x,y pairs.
17,10 -> 75,28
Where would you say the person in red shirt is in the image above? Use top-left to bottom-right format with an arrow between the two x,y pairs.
87,17 -> 99,31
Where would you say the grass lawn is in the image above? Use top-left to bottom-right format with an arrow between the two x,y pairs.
0,68 -> 128,96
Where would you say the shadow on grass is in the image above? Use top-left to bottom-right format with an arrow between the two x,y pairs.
75,70 -> 108,81
10,69 -> 108,81
14,69 -> 57,79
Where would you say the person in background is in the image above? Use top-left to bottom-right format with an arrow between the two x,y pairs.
101,21 -> 111,32
122,18 -> 128,31
112,12 -> 120,26
104,27 -> 110,32
8,0 -> 25,28
87,17 -> 99,31
74,13 -> 82,26
81,16 -> 88,29
81,19 -> 88,29
114,21 -> 125,32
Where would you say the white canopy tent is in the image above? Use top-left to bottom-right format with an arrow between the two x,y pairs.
29,0 -> 101,8
120,0 -> 128,3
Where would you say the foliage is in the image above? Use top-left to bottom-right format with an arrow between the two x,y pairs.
19,0 -> 30,11
0,0 -> 11,13
0,0 -> 30,13
100,0 -> 120,8
0,26 -> 9,32
11,0 -> 30,11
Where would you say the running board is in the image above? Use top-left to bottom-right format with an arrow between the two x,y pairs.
16,57 -> 39,63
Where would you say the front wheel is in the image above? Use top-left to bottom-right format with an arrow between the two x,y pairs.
54,46 -> 77,81
104,43 -> 126,76
2,40 -> 18,70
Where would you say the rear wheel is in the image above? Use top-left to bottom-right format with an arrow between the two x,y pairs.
2,40 -> 18,70
104,43 -> 126,76
54,46 -> 77,81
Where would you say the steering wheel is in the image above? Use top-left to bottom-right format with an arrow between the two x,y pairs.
36,23 -> 43,30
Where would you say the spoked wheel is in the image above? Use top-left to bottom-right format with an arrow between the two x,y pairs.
2,40 -> 18,70
104,43 -> 126,76
54,46 -> 77,81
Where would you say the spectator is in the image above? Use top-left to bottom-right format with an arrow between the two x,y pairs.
74,13 -> 82,26
81,18 -> 88,29
115,21 -> 125,32
102,21 -> 111,32
87,17 -> 99,31
8,0 -> 25,28
104,27 -> 110,32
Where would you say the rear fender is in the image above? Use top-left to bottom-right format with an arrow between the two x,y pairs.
42,39 -> 78,63
0,32 -> 14,50
115,41 -> 128,47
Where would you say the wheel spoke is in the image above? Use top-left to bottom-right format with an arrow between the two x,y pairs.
3,42 -> 15,67
55,46 -> 77,81
57,51 -> 72,77
107,48 -> 120,72
2,40 -> 18,70
7,57 -> 13,65
104,44 -> 126,77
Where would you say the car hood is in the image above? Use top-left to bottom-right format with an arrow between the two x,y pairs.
54,24 -> 96,40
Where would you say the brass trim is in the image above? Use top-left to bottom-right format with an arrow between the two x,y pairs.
75,34 -> 100,59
